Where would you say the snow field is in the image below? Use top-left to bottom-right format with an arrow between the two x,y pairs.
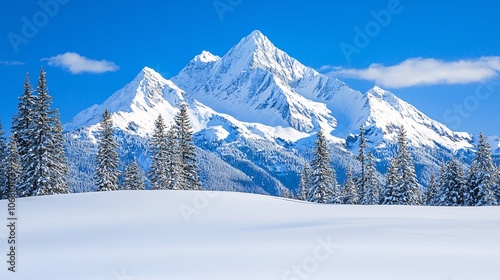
1,190 -> 499,280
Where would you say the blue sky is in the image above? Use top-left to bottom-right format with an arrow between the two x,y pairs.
1,0 -> 500,135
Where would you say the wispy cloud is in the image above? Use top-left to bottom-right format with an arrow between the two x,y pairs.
42,52 -> 119,74
0,60 -> 25,66
324,57 -> 500,88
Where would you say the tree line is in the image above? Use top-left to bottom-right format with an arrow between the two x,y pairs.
293,126 -> 500,206
1,69 -> 498,207
0,69 -> 201,199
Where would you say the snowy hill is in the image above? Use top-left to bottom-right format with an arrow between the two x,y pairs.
1,191 -> 499,279
64,30 -> 476,193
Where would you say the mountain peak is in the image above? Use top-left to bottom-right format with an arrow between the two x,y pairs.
238,30 -> 275,53
193,51 -> 220,63
137,66 -> 167,82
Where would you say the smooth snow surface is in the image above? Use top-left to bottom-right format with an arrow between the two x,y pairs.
1,191 -> 499,280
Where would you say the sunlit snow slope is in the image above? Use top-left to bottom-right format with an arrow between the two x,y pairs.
1,191 -> 499,280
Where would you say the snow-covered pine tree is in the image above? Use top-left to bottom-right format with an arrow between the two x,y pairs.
495,166 -> 500,204
308,129 -> 336,203
425,173 -> 440,206
21,68 -> 70,196
12,74 -> 35,196
0,120 -> 8,199
94,109 -> 120,191
49,110 -> 70,194
381,160 -> 398,205
282,188 -> 291,198
438,158 -> 466,206
328,170 -> 342,204
174,103 -> 201,190
466,132 -> 498,206
392,126 -> 420,205
166,125 -> 181,190
149,114 -> 170,190
6,136 -> 22,198
362,152 -> 380,205
355,125 -> 367,202
122,159 -> 146,190
298,164 -> 311,201
341,167 -> 358,204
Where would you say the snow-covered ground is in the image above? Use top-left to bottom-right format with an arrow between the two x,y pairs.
1,191 -> 499,280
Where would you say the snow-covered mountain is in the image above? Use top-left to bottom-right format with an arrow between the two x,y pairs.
64,30 -> 475,194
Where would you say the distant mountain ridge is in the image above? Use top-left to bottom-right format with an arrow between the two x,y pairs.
64,30 -> 476,194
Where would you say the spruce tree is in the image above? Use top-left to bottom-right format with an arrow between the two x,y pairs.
166,126 -> 181,190
12,74 -> 35,196
466,132 -> 498,206
308,130 -> 336,203
122,159 -> 146,190
425,173 -> 440,206
175,103 -> 201,190
20,68 -> 69,196
362,152 -> 380,205
439,158 -> 466,206
6,136 -> 21,198
95,109 -> 120,191
49,111 -> 70,194
342,167 -> 358,204
355,125 -> 367,202
328,170 -> 342,204
298,164 -> 311,201
381,160 -> 398,205
0,120 -> 8,199
149,115 -> 170,190
392,127 -> 420,205
282,188 -> 291,199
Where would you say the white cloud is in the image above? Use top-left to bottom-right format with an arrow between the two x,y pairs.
326,57 -> 500,88
0,60 -> 25,66
42,52 -> 119,74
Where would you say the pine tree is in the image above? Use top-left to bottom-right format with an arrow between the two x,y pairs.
149,115 -> 170,190
425,173 -> 440,206
308,130 -> 336,203
0,120 -> 8,199
175,103 -> 201,190
6,137 -> 21,198
12,74 -> 35,196
20,68 -> 69,196
381,160 -> 398,205
439,158 -> 466,206
391,127 -> 420,205
466,132 -> 498,206
494,166 -> 500,203
122,159 -> 146,190
95,109 -> 120,191
355,125 -> 367,202
282,188 -> 291,198
328,170 -> 342,204
49,111 -> 70,193
298,164 -> 311,201
341,167 -> 358,204
166,126 -> 181,190
362,152 -> 380,205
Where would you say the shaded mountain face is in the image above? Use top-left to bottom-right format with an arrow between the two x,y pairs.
64,30 -> 474,194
